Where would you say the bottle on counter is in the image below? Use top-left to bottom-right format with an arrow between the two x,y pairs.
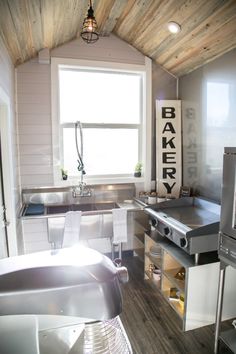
148,192 -> 157,205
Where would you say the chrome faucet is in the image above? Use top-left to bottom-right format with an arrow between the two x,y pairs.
72,183 -> 92,198
72,121 -> 92,197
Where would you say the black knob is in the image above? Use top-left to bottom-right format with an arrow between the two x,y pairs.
180,238 -> 187,248
164,227 -> 171,236
150,218 -> 158,227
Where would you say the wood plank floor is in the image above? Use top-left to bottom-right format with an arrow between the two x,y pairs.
120,256 -> 229,354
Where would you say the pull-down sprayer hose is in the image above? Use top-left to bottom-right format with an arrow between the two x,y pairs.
75,121 -> 86,175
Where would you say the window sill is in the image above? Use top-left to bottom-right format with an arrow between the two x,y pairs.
54,176 -> 145,186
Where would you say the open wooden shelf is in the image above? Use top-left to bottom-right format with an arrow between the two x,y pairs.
145,252 -> 162,268
164,267 -> 185,293
162,289 -> 184,318
145,270 -> 161,289
144,232 -> 236,332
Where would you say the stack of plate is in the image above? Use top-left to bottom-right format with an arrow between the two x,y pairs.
232,319 -> 236,329
153,268 -> 161,281
149,245 -> 161,258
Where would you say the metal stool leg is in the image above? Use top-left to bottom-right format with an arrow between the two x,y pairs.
214,263 -> 227,354
112,243 -> 115,260
118,243 -> 122,260
111,243 -> 122,261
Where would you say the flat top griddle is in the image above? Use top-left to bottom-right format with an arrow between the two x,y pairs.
161,205 -> 219,230
146,197 -> 220,231
145,197 -> 221,258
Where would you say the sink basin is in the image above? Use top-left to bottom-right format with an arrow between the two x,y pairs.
46,205 -> 72,215
95,202 -> 119,210
46,202 -> 119,215
72,204 -> 96,212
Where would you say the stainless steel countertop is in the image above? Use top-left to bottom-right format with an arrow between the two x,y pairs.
20,199 -> 144,220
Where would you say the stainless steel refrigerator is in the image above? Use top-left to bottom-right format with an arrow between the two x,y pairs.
215,147 -> 236,354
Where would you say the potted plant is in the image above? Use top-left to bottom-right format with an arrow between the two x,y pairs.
134,162 -> 142,177
61,167 -> 68,180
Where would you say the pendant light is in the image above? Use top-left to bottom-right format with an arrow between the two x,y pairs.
81,0 -> 99,44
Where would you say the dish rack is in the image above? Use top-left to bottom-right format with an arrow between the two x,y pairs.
74,317 -> 132,354
39,317 -> 133,354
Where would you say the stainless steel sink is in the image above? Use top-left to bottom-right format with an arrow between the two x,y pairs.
46,205 -> 72,214
72,203 -> 96,212
93,202 -> 119,211
46,202 -> 119,215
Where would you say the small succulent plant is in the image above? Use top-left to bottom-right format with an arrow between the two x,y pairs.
135,162 -> 142,173
61,167 -> 68,180
134,162 -> 142,177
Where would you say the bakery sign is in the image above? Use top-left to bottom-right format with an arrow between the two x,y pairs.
156,100 -> 182,198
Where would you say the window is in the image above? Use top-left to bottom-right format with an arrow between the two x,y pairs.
52,58 -> 152,186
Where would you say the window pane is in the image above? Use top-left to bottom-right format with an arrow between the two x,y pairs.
63,128 -> 138,176
59,69 -> 141,124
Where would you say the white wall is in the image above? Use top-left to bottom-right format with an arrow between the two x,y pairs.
17,34 -> 176,190
0,37 -> 22,254
51,34 -> 145,65
17,61 -> 53,188
180,48 -> 236,202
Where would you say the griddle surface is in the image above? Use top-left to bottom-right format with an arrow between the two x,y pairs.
160,206 -> 219,229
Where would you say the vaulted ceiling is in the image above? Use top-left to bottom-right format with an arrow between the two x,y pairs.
0,0 -> 236,77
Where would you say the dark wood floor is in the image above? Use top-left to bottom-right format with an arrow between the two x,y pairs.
120,256 -> 225,354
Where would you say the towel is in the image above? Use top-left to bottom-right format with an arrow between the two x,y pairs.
25,203 -> 44,216
63,211 -> 82,247
112,208 -> 128,243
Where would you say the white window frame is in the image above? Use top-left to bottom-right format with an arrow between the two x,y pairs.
0,85 -> 18,256
51,57 -> 152,190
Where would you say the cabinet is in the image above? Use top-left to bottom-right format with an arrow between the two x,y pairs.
22,218 -> 49,253
213,147 -> 236,354
144,231 -> 236,331
22,210 -> 141,255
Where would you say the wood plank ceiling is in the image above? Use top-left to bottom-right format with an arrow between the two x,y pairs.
0,0 -> 236,77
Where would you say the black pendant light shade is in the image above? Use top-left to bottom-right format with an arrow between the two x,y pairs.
81,0 -> 99,44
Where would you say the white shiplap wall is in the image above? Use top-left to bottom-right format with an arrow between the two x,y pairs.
51,34 -> 145,65
0,36 -> 22,254
17,34 -> 176,190
17,61 -> 53,188
17,34 -> 146,188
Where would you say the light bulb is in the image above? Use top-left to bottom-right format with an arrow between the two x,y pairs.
88,20 -> 93,31
167,21 -> 181,34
